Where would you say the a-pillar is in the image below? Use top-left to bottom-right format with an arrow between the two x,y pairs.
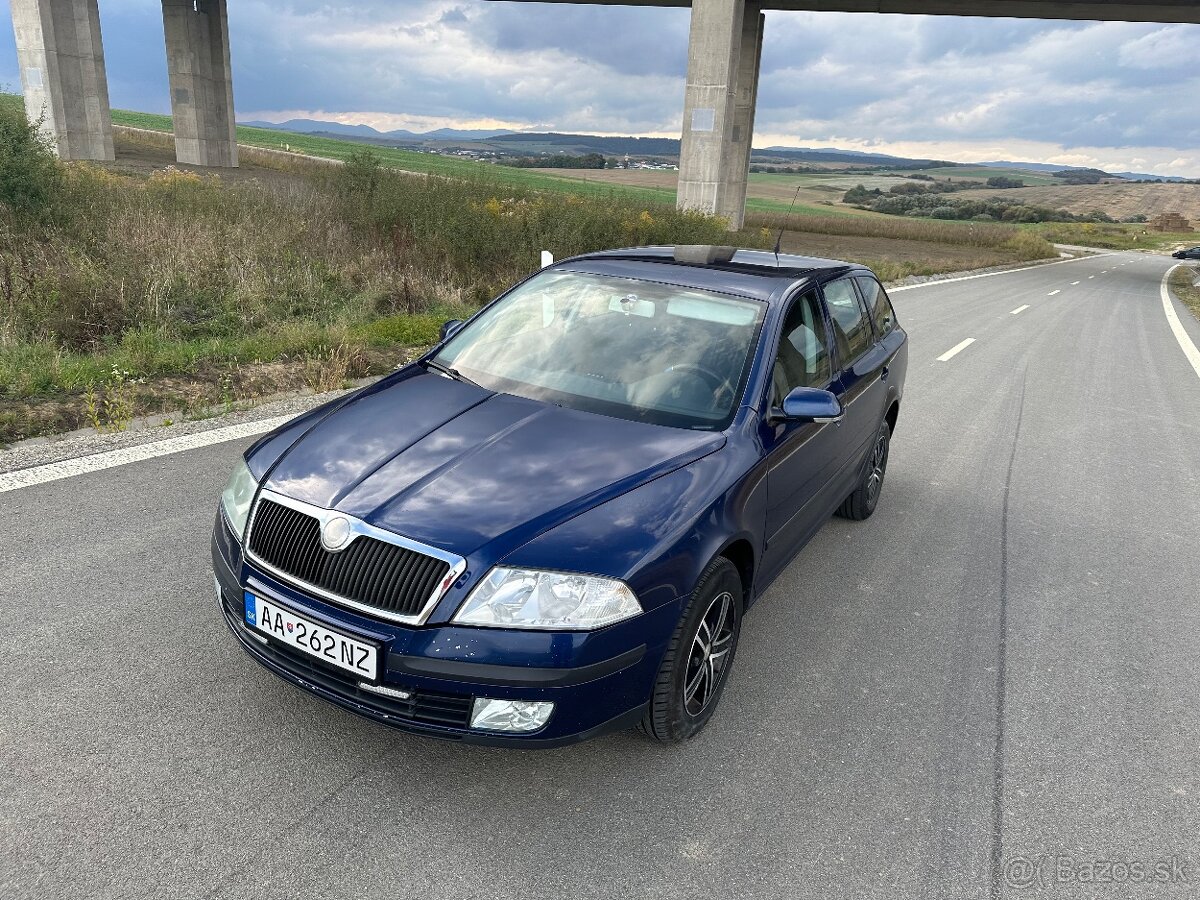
10,0 -> 115,161
161,0 -> 237,167
676,0 -> 764,231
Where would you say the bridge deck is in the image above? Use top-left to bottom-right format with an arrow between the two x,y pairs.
498,0 -> 1200,24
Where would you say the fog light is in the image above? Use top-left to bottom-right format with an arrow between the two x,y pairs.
470,697 -> 554,733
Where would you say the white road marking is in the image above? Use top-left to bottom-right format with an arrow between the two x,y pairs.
890,254 -> 1108,293
937,338 -> 976,362
1048,290 -> 1061,296
1010,305 -> 1030,315
1088,275 -> 1095,279
1071,281 -> 1081,285
1160,264 -> 1200,382
0,416 -> 294,494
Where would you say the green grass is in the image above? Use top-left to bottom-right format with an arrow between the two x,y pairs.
910,165 -> 1065,186
112,108 -> 874,216
112,107 -> 699,206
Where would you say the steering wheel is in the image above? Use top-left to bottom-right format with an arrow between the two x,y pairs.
664,363 -> 725,392
664,363 -> 735,410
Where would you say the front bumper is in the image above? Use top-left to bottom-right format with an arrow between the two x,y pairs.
212,517 -> 673,747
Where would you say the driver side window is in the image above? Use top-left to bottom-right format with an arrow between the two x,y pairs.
772,290 -> 832,405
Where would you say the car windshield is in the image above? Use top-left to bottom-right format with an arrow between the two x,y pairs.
433,270 -> 766,430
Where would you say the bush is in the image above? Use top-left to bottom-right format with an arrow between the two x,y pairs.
843,184 -> 883,205
0,100 -> 61,219
929,206 -> 961,220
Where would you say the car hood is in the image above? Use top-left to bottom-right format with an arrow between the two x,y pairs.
260,370 -> 725,558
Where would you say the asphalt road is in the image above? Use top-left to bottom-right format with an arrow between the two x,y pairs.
3,253 -> 1198,899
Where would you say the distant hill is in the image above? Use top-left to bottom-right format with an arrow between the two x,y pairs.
241,119 -> 516,141
489,132 -> 680,155
242,118 -> 393,138
980,159 -> 1186,183
758,147 -> 951,167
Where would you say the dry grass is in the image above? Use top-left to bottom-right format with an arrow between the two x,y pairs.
1169,265 -> 1200,322
0,124 -> 739,443
303,343 -> 362,393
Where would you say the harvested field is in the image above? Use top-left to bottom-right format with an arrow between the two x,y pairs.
776,230 -> 1017,272
529,167 -> 897,215
954,182 -> 1200,224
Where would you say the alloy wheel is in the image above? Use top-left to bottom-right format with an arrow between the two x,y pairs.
682,590 -> 736,716
866,432 -> 889,505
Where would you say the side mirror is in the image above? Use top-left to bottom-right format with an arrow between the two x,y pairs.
776,386 -> 843,423
439,319 -> 464,342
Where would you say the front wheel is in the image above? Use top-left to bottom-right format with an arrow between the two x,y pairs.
640,557 -> 742,744
837,420 -> 891,521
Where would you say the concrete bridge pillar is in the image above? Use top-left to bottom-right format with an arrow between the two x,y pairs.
10,0 -> 114,161
162,0 -> 237,167
677,0 -> 763,231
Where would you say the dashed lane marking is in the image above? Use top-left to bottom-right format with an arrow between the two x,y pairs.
890,253 -> 1109,293
937,338 -> 976,362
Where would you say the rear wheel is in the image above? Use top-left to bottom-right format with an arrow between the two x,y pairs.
640,557 -> 742,744
837,420 -> 891,521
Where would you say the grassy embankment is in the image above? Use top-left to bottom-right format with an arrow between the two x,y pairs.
0,96 -> 1057,444
1169,265 -> 1200,322
1,103 -> 744,442
1032,221 -> 1198,251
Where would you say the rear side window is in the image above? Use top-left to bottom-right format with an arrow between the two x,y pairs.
823,278 -> 873,365
856,276 -> 897,337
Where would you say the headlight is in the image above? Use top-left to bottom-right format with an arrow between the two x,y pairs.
453,567 -> 642,630
220,459 -> 258,540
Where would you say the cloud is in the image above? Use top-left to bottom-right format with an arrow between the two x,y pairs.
0,0 -> 1196,175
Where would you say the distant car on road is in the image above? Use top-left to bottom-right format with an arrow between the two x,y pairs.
212,246 -> 908,745
1172,247 -> 1200,260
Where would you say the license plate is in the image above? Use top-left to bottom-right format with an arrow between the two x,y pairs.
244,592 -> 378,681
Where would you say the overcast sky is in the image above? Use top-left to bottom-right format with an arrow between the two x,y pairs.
2,0 -> 1198,175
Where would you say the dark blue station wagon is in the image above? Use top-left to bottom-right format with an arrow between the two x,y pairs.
211,246 -> 908,745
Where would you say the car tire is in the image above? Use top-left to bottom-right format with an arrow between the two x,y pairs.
837,420 -> 891,521
639,557 -> 743,744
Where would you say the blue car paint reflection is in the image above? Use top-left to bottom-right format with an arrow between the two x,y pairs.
212,247 -> 907,746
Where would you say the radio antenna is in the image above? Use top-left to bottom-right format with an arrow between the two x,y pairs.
773,184 -> 802,266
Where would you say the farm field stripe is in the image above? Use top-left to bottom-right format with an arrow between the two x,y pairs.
0,417 -> 294,494
1161,265 -> 1200,382
890,254 -> 1108,293
938,338 -> 976,362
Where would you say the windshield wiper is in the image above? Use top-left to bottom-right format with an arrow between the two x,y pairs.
422,358 -> 480,388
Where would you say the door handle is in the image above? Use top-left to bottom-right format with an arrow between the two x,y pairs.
881,366 -> 889,381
